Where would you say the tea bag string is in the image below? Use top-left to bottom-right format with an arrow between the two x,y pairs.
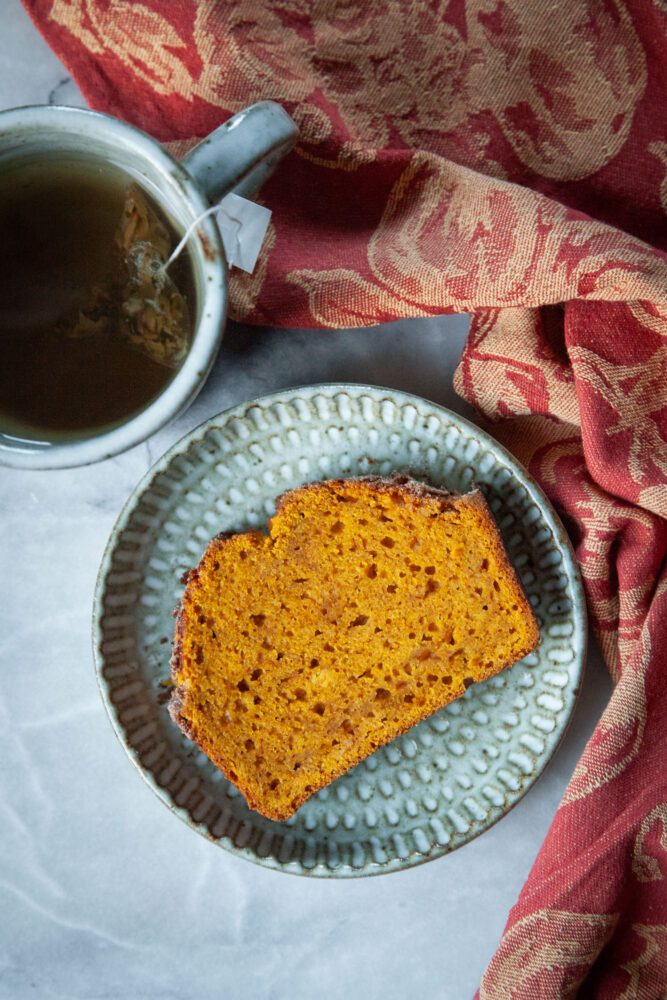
160,204 -> 242,274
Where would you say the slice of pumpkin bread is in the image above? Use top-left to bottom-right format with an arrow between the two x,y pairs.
169,475 -> 539,820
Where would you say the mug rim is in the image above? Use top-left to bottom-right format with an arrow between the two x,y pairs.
0,104 -> 228,470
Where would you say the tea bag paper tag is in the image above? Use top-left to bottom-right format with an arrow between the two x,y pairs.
215,192 -> 271,273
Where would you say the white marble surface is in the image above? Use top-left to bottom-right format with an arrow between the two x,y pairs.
0,3 -> 613,998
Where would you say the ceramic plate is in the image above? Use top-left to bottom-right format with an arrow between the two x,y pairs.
93,385 -> 586,877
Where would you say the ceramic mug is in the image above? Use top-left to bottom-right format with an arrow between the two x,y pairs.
0,101 -> 298,469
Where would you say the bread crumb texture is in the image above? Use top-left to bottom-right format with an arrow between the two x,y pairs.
170,476 -> 540,820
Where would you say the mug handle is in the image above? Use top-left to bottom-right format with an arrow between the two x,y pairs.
182,100 -> 299,204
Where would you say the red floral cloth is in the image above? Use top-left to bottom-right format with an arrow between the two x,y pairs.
23,1 -> 667,994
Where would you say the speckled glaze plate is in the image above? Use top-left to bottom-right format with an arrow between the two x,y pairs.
93,385 -> 586,876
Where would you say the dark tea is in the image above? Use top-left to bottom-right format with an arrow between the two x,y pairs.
0,156 -> 194,441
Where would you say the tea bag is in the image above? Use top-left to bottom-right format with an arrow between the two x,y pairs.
114,186 -> 189,367
56,184 -> 268,362
58,185 -> 189,367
